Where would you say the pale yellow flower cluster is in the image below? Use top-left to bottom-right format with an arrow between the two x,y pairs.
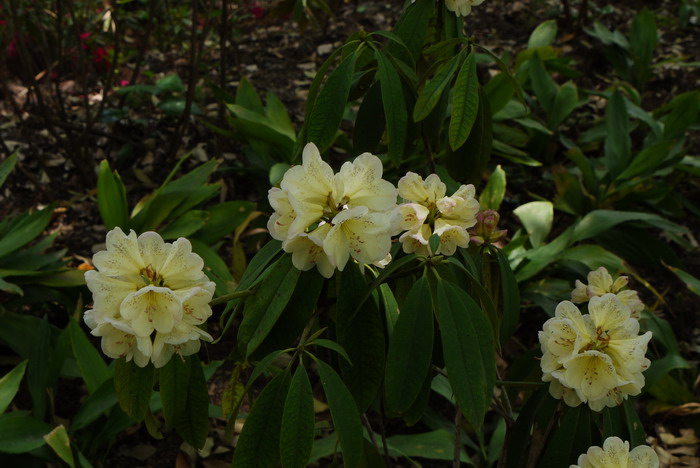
394,173 -> 479,257
539,294 -> 652,411
85,228 -> 215,368
571,437 -> 659,468
446,0 -> 486,17
267,143 -> 397,278
572,267 -> 645,318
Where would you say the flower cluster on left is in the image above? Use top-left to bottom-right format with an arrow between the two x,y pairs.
84,227 -> 215,368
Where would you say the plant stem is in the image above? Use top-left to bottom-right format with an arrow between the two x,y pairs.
453,404 -> 462,468
209,289 -> 255,306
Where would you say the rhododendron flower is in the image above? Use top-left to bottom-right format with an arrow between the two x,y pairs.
571,437 -> 659,468
445,0 -> 486,17
85,228 -> 215,368
268,143 -> 397,278
571,266 -> 645,318
394,172 -> 479,256
539,294 -> 651,411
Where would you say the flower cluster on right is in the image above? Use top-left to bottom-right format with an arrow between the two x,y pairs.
539,268 -> 651,411
571,437 -> 659,468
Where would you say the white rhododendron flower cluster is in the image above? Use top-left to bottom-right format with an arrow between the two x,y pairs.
394,172 -> 480,257
570,436 -> 659,468
572,266 -> 645,318
539,294 -> 652,411
85,228 -> 215,368
446,0 -> 486,17
267,143 -> 397,278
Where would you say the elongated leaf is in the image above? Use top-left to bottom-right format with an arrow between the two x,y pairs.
306,51 -> 357,152
528,52 -> 556,114
70,378 -> 119,432
0,152 -> 18,189
618,140 -> 675,180
392,0 -> 433,59
236,76 -> 264,114
0,360 -> 27,414
160,356 -> 209,448
280,367 -> 314,468
316,360 -> 364,468
536,406 -> 591,468
233,370 -> 291,468
384,276 -> 433,414
353,81 -> 385,154
450,51 -> 480,150
0,205 -> 55,259
376,50 -> 408,164
44,425 -> 75,468
662,91 -> 700,139
479,165 -> 506,211
513,201 -> 553,248
604,91 -> 631,179
414,53 -> 461,122
665,264 -> 700,296
436,280 -> 496,429
493,247 -> 520,344
27,317 -> 51,420
113,358 -> 154,421
310,339 -> 352,366
0,411 -> 51,453
630,9 -> 657,88
548,81 -> 580,128
623,399 -> 647,448
572,210 -> 688,242
238,255 -> 300,357
69,321 -> 110,394
97,160 -> 129,230
336,264 -> 385,412
528,20 -> 558,48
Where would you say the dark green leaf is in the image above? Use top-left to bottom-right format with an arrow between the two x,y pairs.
493,247 -> 520,344
536,406 -> 592,468
384,276 -> 434,414
235,77 -> 264,114
528,52 -> 556,114
548,81 -> 580,128
617,140 -> 675,180
69,320 -> 110,394
70,378 -> 119,432
528,20 -> 558,48
414,53 -> 461,122
113,359 -> 154,421
623,399 -> 647,448
156,74 -> 185,93
376,50 -> 408,164
306,51 -> 357,152
0,152 -> 18,189
353,81 -> 385,154
479,165 -> 506,211
392,0 -> 433,60
315,360 -> 364,468
238,255 -> 300,357
0,205 -> 55,259
27,317 -> 51,419
233,370 -> 291,468
280,367 -> 314,468
449,51 -> 480,150
604,91 -> 631,179
0,411 -> 51,454
436,280 -> 496,428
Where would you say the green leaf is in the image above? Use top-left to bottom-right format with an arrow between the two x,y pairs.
97,159 -> 129,230
236,77 -> 264,114
336,264 -> 385,412
572,210 -> 688,242
315,360 -> 364,468
306,51 -> 357,152
414,53 -> 461,122
0,411 -> 51,453
479,165 -> 506,211
558,245 -> 625,273
385,429 -> 472,463
629,9 -> 657,88
436,280 -> 496,429
159,356 -> 209,449
548,81 -> 580,128
665,264 -> 700,296
0,152 -> 18,189
227,104 -> 296,155
617,140 -> 675,180
384,276 -> 434,414
310,339 -> 352,366
238,255 -> 300,357
513,201 -> 553,248
493,247 -> 520,344
428,233 -> 441,254
43,425 -> 75,468
604,91 -> 632,178
69,320 -> 110,394
662,91 -> 700,139
113,358 -> 154,421
280,367 -> 314,468
392,0 -> 433,59
233,370 -> 291,468
528,52 -> 557,114
70,378 -> 119,432
27,317 -> 51,419
353,81 -> 385,154
0,205 -> 55,259
449,51 -> 480,151
265,92 -> 296,139
159,210 -> 208,240
623,399 -> 646,447
528,20 -> 558,48
156,74 -> 185,93
536,406 -> 591,468
376,50 -> 408,164
194,200 -> 256,245
445,86 -> 493,185
0,360 -> 27,414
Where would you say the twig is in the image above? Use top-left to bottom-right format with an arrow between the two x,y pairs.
209,289 -> 255,306
377,408 -> 391,466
